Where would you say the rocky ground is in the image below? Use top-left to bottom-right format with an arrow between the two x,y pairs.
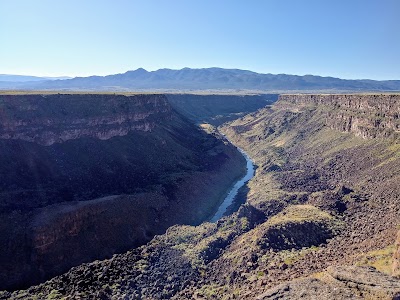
1,94 -> 399,299
257,266 -> 400,300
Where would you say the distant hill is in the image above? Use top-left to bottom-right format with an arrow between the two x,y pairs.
0,75 -> 71,90
0,74 -> 71,82
1,68 -> 400,92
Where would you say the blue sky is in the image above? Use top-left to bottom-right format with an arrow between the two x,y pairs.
1,0 -> 399,79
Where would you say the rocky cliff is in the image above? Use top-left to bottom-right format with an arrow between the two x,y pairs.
279,94 -> 400,139
0,93 -> 246,291
0,94 -> 170,145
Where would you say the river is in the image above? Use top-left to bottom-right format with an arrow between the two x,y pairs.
210,138 -> 255,222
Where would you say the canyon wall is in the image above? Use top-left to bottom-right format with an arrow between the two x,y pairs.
0,94 -> 171,145
279,94 -> 400,139
167,94 -> 277,125
0,93 -> 246,291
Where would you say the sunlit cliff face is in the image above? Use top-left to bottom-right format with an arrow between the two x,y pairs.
279,94 -> 400,139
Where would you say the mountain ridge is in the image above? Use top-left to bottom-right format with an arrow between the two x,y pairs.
0,75 -> 71,82
2,68 -> 400,92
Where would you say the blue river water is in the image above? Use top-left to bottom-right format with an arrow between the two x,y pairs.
210,142 -> 255,222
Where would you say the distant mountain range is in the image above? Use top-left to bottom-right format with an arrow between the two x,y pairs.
1,68 -> 399,92
0,75 -> 71,89
0,74 -> 71,82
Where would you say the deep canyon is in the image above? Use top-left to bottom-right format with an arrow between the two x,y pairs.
0,93 -> 399,299
0,93 -> 274,291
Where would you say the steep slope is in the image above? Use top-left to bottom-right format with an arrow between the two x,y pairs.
2,94 -> 400,299
6,68 -> 400,92
0,93 -> 246,291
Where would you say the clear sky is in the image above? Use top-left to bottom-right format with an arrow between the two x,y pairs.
1,0 -> 399,80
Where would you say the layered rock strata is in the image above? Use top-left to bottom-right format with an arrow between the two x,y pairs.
0,94 -> 171,145
279,94 -> 400,139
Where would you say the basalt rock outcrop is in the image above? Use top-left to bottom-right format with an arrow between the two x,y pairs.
0,93 -> 169,145
279,94 -> 400,139
0,93 -> 246,291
